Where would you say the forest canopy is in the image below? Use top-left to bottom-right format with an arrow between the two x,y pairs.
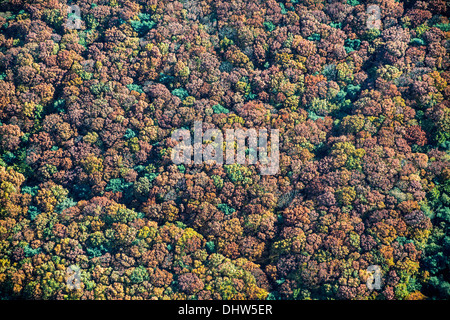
0,0 -> 449,300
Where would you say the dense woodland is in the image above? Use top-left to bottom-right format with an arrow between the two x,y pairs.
0,0 -> 449,299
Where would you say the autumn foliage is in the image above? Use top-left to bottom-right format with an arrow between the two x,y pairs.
0,0 -> 449,300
